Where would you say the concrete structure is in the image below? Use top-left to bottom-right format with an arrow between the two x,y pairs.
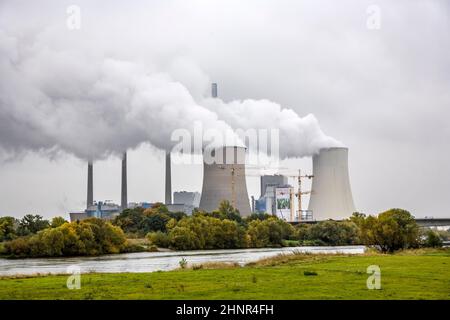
87,161 -> 93,208
260,175 -> 288,198
174,191 -> 201,207
199,146 -> 251,216
121,152 -> 127,210
308,147 -> 356,220
69,212 -> 88,222
165,152 -> 172,205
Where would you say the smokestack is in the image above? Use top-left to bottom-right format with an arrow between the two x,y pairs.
307,147 -> 356,220
165,152 -> 172,205
87,161 -> 93,209
121,152 -> 128,210
211,83 -> 218,98
199,146 -> 251,217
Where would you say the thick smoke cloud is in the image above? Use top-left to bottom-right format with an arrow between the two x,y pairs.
0,27 -> 339,161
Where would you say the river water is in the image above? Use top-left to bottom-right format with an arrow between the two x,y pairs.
0,246 -> 365,276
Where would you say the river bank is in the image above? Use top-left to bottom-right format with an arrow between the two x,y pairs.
0,248 -> 449,299
0,246 -> 365,276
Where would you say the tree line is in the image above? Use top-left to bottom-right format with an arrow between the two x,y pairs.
0,201 -> 447,258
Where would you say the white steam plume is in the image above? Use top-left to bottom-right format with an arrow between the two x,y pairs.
0,28 -> 341,161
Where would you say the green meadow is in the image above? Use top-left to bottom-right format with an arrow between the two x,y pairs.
1,249 -> 449,300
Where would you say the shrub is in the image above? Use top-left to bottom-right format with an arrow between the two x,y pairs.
246,217 -> 294,247
305,220 -> 360,246
0,216 -> 18,241
168,215 -> 247,250
422,230 -> 443,248
147,231 -> 171,248
351,209 -> 420,253
3,218 -> 127,258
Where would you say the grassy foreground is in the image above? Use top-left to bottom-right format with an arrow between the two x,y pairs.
1,249 -> 449,300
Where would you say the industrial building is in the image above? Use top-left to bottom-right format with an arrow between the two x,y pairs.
70,201 -> 121,222
72,84 -> 356,223
255,175 -> 294,221
174,191 -> 201,208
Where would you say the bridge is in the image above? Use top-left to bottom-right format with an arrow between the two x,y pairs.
290,218 -> 450,228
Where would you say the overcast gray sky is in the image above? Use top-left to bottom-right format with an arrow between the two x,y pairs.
0,0 -> 449,219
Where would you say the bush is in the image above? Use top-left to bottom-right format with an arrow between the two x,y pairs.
3,218 -> 127,258
147,231 -> 171,248
246,217 -> 294,248
0,216 -> 18,241
422,230 -> 443,248
168,215 -> 247,250
351,209 -> 420,253
304,220 -> 360,246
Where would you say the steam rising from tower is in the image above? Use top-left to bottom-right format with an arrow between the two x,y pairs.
308,147 -> 356,220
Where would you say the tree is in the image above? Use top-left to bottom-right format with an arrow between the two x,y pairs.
51,216 -> 67,228
351,209 -> 419,253
0,216 -> 18,241
306,220 -> 360,245
422,229 -> 443,248
140,213 -> 170,233
17,214 -> 50,236
3,218 -> 127,258
247,217 -> 294,248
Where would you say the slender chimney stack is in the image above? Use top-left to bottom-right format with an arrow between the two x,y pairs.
121,152 -> 128,210
87,161 -> 93,209
211,83 -> 218,98
165,152 -> 172,205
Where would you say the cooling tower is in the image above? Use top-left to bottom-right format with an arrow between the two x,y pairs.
199,146 -> 251,216
307,147 -> 356,220
121,152 -> 128,210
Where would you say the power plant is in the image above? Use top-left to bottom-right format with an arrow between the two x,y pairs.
199,146 -> 252,217
72,85 -> 357,222
308,147 -> 356,220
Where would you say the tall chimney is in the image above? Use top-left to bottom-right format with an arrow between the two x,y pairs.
211,83 -> 218,98
121,152 -> 128,210
87,161 -> 93,209
165,152 -> 172,205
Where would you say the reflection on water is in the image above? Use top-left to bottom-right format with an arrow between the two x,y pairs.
0,246 -> 365,276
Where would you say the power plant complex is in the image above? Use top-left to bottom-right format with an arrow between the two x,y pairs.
70,84 -> 357,222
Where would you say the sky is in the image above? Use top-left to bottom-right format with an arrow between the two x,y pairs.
0,0 -> 449,219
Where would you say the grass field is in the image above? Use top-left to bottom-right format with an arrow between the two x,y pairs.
0,249 -> 449,300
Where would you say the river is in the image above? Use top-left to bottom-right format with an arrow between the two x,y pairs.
0,246 -> 365,276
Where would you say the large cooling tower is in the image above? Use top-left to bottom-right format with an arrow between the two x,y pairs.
199,146 -> 251,217
308,147 -> 356,220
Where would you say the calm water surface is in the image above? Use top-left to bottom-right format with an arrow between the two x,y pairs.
0,246 -> 365,276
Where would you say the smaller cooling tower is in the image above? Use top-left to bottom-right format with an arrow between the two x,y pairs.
308,147 -> 356,220
199,146 -> 251,216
